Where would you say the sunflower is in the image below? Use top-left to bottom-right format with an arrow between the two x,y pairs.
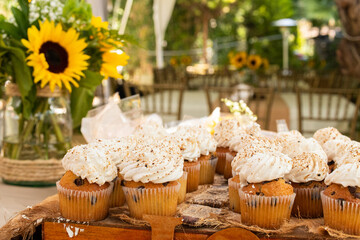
181,56 -> 192,66
100,51 -> 129,79
247,55 -> 262,70
170,57 -> 178,66
91,16 -> 109,29
21,20 -> 89,92
230,52 -> 247,69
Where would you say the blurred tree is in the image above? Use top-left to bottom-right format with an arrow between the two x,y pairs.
294,0 -> 338,26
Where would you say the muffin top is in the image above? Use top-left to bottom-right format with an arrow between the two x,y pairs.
62,144 -> 117,186
60,170 -> 110,190
176,125 -> 217,155
322,138 -> 351,162
118,138 -> 184,183
325,162 -> 360,187
313,127 -> 343,147
285,152 -> 329,183
238,151 -> 292,187
335,141 -> 360,166
281,137 -> 327,162
231,146 -> 267,175
168,129 -> 201,162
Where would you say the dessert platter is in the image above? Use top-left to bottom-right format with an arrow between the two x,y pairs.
1,116 -> 360,240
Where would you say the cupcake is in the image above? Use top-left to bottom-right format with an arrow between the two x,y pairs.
313,127 -> 347,147
285,153 -> 329,218
178,125 -> 218,184
177,171 -> 188,203
322,162 -> 360,235
119,139 -> 183,219
58,145 -> 117,221
238,151 -> 295,229
281,137 -> 327,162
228,146 -> 268,213
322,138 -> 353,172
169,130 -> 201,192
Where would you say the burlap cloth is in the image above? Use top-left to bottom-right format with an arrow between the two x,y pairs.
1,175 -> 360,240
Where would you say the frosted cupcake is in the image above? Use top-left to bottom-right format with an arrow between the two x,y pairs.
119,139 -> 183,219
57,145 -> 117,221
169,130 -> 201,192
238,151 -> 295,229
285,153 -> 329,218
281,137 -> 327,162
178,125 -> 218,185
322,162 -> 360,235
228,146 -> 267,213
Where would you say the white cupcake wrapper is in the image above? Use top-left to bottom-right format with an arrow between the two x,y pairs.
292,186 -> 325,218
228,177 -> 241,213
122,182 -> 180,219
109,177 -> 126,208
239,190 -> 296,229
56,181 -> 113,221
178,172 -> 188,203
224,153 -> 235,179
184,162 -> 200,192
321,191 -> 360,235
199,156 -> 218,185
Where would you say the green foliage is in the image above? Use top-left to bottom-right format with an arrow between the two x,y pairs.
294,0 -> 338,26
70,86 -> 95,128
62,0 -> 92,24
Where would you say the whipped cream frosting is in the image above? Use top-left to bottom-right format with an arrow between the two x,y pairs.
285,152 -> 328,183
325,162 -> 360,187
231,146 -> 267,175
335,141 -> 360,166
118,139 -> 184,183
322,137 -> 351,162
229,134 -> 280,153
62,145 -> 117,186
133,122 -> 168,138
281,137 -> 327,162
313,127 -> 345,147
177,125 -> 217,155
169,130 -> 201,162
238,151 -> 292,187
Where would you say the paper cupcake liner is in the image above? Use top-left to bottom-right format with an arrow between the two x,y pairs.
109,177 -> 126,208
122,182 -> 180,219
215,147 -> 229,174
199,156 -> 218,185
177,172 -> 188,203
239,190 -> 296,229
183,162 -> 200,192
56,181 -> 113,221
228,177 -> 241,213
321,191 -> 360,235
224,152 -> 235,179
292,186 -> 325,218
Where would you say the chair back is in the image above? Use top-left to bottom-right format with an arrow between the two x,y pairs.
275,71 -> 303,92
296,87 -> 360,138
205,86 -> 275,130
124,82 -> 185,121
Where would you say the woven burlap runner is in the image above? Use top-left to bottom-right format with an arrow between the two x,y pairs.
5,82 -> 65,98
0,157 -> 65,182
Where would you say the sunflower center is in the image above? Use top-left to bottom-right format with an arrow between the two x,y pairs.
251,60 -> 256,65
237,57 -> 243,63
39,41 -> 68,73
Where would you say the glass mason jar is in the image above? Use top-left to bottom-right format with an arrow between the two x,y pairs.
2,83 -> 72,186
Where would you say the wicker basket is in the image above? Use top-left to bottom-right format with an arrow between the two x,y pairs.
0,157 -> 65,185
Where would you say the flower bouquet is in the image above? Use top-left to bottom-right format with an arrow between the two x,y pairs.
0,0 -> 129,185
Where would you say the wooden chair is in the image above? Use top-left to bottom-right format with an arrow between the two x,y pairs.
205,86 -> 275,130
123,82 -> 185,121
275,70 -> 303,92
296,87 -> 360,139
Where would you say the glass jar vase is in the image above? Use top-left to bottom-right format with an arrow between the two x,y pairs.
1,83 -> 72,186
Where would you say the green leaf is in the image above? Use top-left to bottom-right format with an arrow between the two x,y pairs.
0,39 -> 34,118
17,0 -> 29,19
70,86 -> 94,128
0,21 -> 22,39
11,7 -> 29,38
78,70 -> 103,90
